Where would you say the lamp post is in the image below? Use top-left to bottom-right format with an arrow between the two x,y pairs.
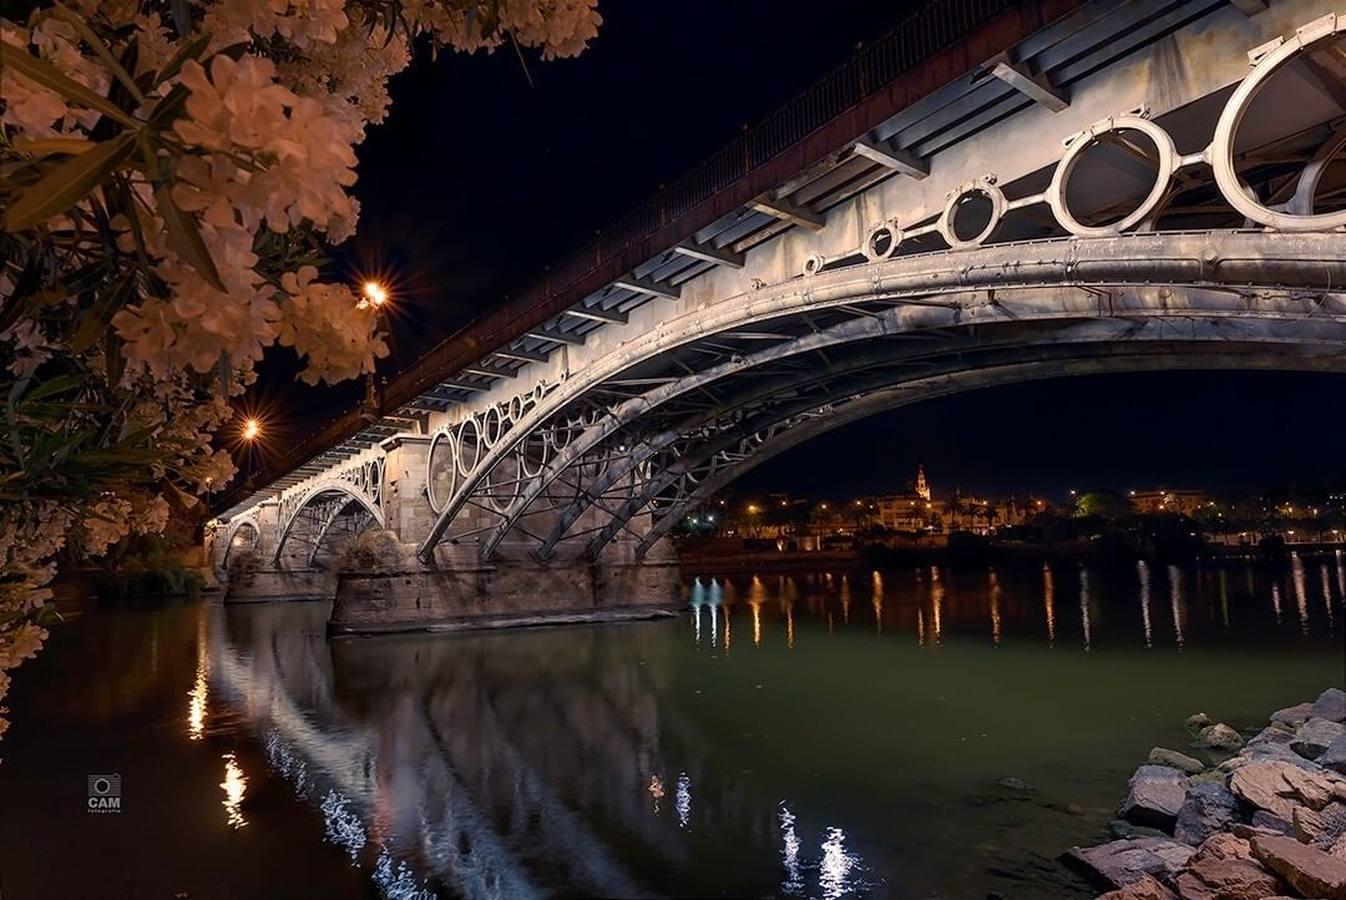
359,280 -> 391,418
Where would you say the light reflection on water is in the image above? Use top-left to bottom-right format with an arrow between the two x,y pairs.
10,557 -> 1344,900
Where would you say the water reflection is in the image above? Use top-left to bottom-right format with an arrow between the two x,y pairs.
1168,565 -> 1185,651
198,557 -> 1343,900
221,752 -> 248,828
1138,560 -> 1153,649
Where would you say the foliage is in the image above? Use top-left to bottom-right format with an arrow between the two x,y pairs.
0,0 -> 601,743
334,527 -> 401,572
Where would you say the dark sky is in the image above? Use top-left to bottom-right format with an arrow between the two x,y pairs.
251,2 -> 1346,497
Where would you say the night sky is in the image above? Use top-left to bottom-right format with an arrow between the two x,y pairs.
252,2 -> 1345,498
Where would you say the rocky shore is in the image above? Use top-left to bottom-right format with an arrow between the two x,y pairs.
1064,688 -> 1346,899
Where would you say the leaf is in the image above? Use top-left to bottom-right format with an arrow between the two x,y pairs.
71,275 -> 135,353
51,5 -> 147,106
154,183 -> 225,292
3,133 -> 136,231
18,373 -> 85,405
11,138 -> 96,156
155,32 -> 211,85
147,84 -> 190,130
0,44 -> 139,129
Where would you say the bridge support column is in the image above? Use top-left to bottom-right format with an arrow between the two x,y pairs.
380,434 -> 434,544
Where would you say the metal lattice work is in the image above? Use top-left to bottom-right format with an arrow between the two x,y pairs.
273,472 -> 386,567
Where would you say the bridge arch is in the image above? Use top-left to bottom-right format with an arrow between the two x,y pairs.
221,517 -> 261,572
271,480 -> 386,568
416,230 -> 1346,562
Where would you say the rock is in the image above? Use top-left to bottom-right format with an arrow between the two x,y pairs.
1064,837 -> 1195,890
1294,801 -> 1346,847
1121,765 -> 1190,829
1187,712 -> 1214,733
1250,833 -> 1346,898
1189,770 -> 1226,785
1332,833 -> 1346,861
1293,717 -> 1346,759
1228,738 -> 1322,772
1175,782 -> 1241,846
1271,702 -> 1316,728
1283,764 -> 1335,810
1150,747 -> 1206,775
1173,854 -> 1284,900
1098,874 -> 1177,899
1248,725 -> 1296,750
1312,688 -> 1346,723
1250,809 -> 1295,836
997,777 -> 1033,791
1192,833 -> 1253,863
1323,734 -> 1346,775
1196,723 -> 1244,751
1230,760 -> 1336,819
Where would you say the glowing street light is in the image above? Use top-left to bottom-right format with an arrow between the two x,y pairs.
241,418 -> 261,442
361,280 -> 389,308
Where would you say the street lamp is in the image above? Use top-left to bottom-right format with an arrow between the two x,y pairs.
361,280 -> 389,309
242,417 -> 261,442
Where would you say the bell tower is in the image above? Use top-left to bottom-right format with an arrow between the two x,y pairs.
915,465 -> 931,501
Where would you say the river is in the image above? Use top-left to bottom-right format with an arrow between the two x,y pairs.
2,554 -> 1343,899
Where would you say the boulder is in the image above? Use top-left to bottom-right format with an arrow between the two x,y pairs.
1196,723 -> 1244,751
1192,833 -> 1253,863
1149,747 -> 1206,775
1064,837 -> 1195,890
1098,874 -> 1177,899
1250,833 -> 1346,898
1283,764 -> 1335,810
1323,733 -> 1346,775
1175,782 -> 1241,846
1187,712 -> 1214,733
1121,765 -> 1190,829
1312,688 -> 1346,724
1294,801 -> 1346,848
1230,760 -> 1335,819
1249,810 -> 1295,836
1271,702 -> 1315,728
1173,854 -> 1284,900
1293,717 -> 1346,759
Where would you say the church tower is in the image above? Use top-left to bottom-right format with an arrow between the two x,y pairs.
915,464 -> 931,501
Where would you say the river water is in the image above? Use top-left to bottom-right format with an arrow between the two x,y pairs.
2,554 -> 1343,899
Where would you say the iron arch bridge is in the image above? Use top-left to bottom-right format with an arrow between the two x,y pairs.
211,4 -> 1346,586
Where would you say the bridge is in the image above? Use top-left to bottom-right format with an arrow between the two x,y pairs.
207,0 -> 1346,631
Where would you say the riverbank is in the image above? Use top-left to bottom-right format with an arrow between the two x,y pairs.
1065,688 -> 1346,898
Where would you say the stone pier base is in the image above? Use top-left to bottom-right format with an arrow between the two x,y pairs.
328,559 -> 684,635
224,568 -> 338,604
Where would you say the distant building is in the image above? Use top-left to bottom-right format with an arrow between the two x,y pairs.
875,464 -> 938,532
1131,489 -> 1215,517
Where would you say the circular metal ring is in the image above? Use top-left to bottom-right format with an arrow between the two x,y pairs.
938,179 -> 1007,249
863,218 -> 904,261
481,405 -> 504,448
1047,115 -> 1177,237
456,418 -> 481,477
426,430 -> 457,512
518,429 -> 549,479
801,254 -> 826,277
1211,15 -> 1346,231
